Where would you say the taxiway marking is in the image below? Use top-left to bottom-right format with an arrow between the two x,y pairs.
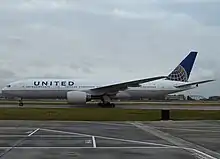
130,122 -> 218,159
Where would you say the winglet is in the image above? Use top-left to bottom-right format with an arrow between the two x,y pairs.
167,51 -> 198,82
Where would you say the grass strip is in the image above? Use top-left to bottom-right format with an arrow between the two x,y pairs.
0,108 -> 219,121
171,110 -> 220,120
0,108 -> 160,121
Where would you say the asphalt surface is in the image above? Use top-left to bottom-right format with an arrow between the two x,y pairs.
1,104 -> 220,110
0,121 -> 219,159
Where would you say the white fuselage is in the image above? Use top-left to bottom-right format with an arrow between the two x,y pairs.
1,79 -> 195,100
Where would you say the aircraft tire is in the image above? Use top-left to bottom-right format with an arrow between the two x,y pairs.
97,102 -> 115,108
111,103 -> 115,108
98,103 -> 103,107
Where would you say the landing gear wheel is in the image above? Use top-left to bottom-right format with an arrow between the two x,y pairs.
18,99 -> 23,107
98,103 -> 103,107
97,102 -> 115,108
110,103 -> 115,108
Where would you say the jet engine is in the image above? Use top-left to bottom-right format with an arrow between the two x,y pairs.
67,91 -> 91,104
115,91 -> 131,99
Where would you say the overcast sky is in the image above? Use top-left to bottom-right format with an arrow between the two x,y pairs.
0,0 -> 219,97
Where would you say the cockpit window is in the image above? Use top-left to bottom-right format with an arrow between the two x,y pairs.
6,85 -> 11,88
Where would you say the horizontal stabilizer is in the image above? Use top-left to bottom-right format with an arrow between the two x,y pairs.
175,79 -> 215,88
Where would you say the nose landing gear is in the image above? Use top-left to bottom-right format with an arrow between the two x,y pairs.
18,98 -> 23,106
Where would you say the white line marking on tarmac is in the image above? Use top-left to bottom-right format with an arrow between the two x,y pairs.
40,128 -> 174,147
96,135 -> 172,147
40,128 -> 92,137
0,128 -> 40,158
130,122 -> 218,159
82,121 -> 134,127
188,148 -> 217,159
28,128 -> 40,137
152,127 -> 220,133
92,136 -> 96,148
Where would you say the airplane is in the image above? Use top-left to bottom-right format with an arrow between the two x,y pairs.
1,51 -> 215,108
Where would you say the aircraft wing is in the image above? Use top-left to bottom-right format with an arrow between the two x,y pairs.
90,76 -> 166,94
175,79 -> 215,88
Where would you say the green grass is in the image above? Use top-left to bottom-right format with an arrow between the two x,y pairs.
0,108 -> 219,121
0,108 -> 161,121
171,110 -> 220,120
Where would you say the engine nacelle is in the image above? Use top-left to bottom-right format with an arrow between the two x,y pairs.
67,91 -> 91,104
115,91 -> 131,99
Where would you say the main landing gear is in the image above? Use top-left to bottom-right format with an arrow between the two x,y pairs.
98,102 -> 115,108
97,96 -> 115,108
18,98 -> 23,106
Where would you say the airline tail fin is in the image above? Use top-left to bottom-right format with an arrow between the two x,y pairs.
167,51 -> 198,82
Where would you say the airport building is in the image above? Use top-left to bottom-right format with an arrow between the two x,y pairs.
208,96 -> 220,101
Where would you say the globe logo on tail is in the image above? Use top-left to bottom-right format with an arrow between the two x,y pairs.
167,65 -> 188,82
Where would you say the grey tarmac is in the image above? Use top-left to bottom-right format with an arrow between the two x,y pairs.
0,121 -> 219,159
